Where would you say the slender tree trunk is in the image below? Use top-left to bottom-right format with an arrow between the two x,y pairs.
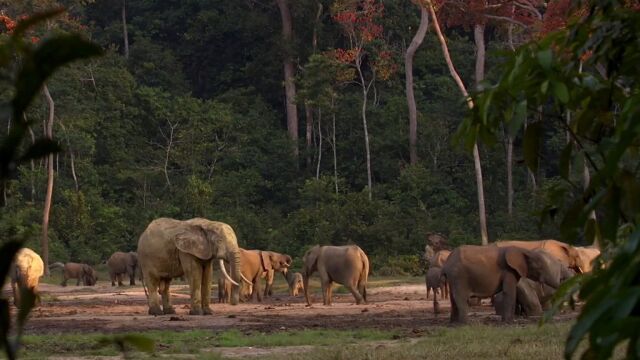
59,121 -> 79,192
306,103 -> 313,168
332,96 -> 339,194
276,0 -> 299,159
122,0 -> 129,59
28,125 -> 36,202
426,2 -> 489,245
506,133 -> 513,216
405,6 -> 429,165
316,108 -> 322,179
356,61 -> 373,200
41,84 -> 55,275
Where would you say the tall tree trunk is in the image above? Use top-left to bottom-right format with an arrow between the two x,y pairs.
122,0 -> 129,59
41,84 -> 55,276
276,0 -> 299,159
473,23 -> 489,245
59,121 -> 79,192
306,103 -> 313,168
316,108 -> 322,179
426,2 -> 489,245
356,61 -> 373,200
331,96 -> 339,195
405,6 -> 429,165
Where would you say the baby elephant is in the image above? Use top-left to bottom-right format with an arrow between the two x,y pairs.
50,262 -> 98,286
284,269 -> 304,296
425,266 -> 448,300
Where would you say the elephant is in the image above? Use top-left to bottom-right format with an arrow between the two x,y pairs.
137,217 -> 242,315
425,266 -> 447,300
107,251 -> 139,286
302,245 -> 369,306
442,245 -> 562,323
575,246 -> 601,272
426,232 -> 449,252
283,269 -> 304,296
218,262 -> 253,303
427,249 -> 451,268
239,249 -> 292,302
493,249 -> 575,317
10,248 -> 44,307
494,240 -> 587,273
50,262 -> 97,286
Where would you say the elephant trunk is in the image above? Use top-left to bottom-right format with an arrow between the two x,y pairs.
228,248 -> 242,305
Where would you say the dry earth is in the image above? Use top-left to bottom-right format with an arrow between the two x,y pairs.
2,280 -> 576,336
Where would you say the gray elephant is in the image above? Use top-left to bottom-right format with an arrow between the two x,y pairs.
107,251 -> 139,286
10,248 -> 44,307
302,245 -> 369,305
50,262 -> 97,286
425,266 -> 447,300
494,250 -> 575,317
137,217 -> 242,315
443,245 -> 562,323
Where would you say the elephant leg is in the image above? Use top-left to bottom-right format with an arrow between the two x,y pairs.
449,284 -> 469,323
110,272 -> 116,287
322,280 -> 333,306
129,270 -> 136,286
501,272 -> 518,322
180,255 -> 204,315
159,278 -> 176,314
76,276 -> 81,286
254,279 -> 263,302
346,282 -> 364,305
118,273 -> 124,287
146,276 -> 163,315
11,281 -> 19,306
200,261 -> 213,315
61,275 -> 68,287
445,281 -> 449,300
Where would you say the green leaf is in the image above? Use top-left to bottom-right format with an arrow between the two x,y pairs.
552,81 -> 570,104
19,139 -> 62,162
12,35 -> 102,119
537,49 -> 553,70
508,100 -> 527,138
523,121 -> 542,173
540,80 -> 549,94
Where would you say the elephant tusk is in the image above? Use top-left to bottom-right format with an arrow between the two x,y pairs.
219,259 -> 240,286
240,273 -> 252,285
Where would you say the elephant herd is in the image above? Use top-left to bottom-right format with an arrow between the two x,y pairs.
423,237 -> 602,323
8,217 -> 602,326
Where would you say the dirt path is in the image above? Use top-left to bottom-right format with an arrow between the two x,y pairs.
3,282 -> 576,336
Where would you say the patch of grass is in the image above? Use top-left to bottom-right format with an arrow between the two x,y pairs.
19,328 -> 397,358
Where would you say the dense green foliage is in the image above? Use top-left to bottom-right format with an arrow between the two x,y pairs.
0,1 -> 565,266
462,0 -> 640,357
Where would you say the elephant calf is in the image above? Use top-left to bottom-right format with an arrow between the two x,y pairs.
50,262 -> 98,286
107,251 -> 139,286
425,266 -> 447,300
284,270 -> 304,296
302,245 -> 369,306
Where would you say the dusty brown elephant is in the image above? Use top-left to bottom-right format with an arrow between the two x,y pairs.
218,262 -> 253,303
443,245 -> 563,323
302,245 -> 369,305
241,249 -> 292,301
107,251 -> 139,286
283,269 -> 304,296
50,262 -> 97,286
137,217 -> 242,315
495,240 -> 587,273
10,248 -> 44,307
493,249 -> 575,317
425,266 -> 448,314
575,246 -> 601,272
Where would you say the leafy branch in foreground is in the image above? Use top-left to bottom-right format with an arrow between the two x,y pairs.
0,9 -> 104,360
459,0 -> 640,358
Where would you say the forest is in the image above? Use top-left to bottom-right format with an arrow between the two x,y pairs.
0,0 -> 579,268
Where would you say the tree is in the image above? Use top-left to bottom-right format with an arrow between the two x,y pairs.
332,0 -> 396,200
421,0 -> 489,244
276,0 -> 300,159
461,0 -> 640,357
405,3 -> 429,165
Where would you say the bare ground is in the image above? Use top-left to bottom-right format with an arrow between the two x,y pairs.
2,281 -> 578,337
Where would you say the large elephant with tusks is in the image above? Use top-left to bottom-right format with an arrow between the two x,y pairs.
137,218 -> 242,315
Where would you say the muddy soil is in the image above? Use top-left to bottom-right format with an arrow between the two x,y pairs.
2,282 -> 576,336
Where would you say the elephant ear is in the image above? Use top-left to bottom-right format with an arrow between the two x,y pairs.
505,247 -> 528,279
174,224 -> 213,260
261,251 -> 273,271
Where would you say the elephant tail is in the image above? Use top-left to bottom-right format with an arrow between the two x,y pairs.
358,250 -> 369,302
